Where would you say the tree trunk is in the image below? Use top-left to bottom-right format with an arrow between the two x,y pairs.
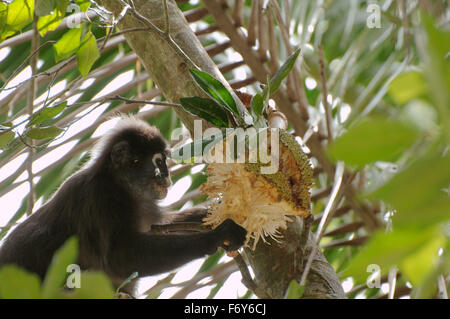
100,0 -> 346,299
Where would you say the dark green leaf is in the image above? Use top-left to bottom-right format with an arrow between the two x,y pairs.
42,236 -> 78,298
180,97 -> 229,127
328,117 -> 419,166
27,125 -> 63,140
0,130 -> 15,149
268,47 -> 301,95
0,265 -> 41,299
76,30 -> 100,77
189,69 -> 239,117
29,102 -> 67,126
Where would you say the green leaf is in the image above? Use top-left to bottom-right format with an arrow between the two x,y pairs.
0,130 -> 15,149
5,0 -> 34,29
68,272 -> 115,299
285,279 -> 305,299
368,152 -> 450,228
27,125 -> 63,139
42,236 -> 79,298
267,47 -> 301,96
29,102 -> 67,126
328,117 -> 419,166
388,71 -> 428,105
180,97 -> 229,127
1,0 -> 34,40
0,3 -> 7,35
400,233 -> 445,287
0,265 -> 42,299
54,27 -> 83,62
37,0 -> 69,36
421,13 -> 450,143
189,69 -> 240,118
343,227 -> 443,286
35,0 -> 56,17
76,30 -> 100,77
250,92 -> 264,116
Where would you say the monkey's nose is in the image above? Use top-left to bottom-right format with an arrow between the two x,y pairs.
156,174 -> 171,188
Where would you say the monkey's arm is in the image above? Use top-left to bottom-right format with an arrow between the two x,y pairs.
110,219 -> 245,278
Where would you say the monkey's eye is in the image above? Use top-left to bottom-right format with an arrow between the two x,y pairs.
152,153 -> 164,167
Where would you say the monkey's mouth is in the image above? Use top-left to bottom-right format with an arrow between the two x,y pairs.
154,177 -> 172,199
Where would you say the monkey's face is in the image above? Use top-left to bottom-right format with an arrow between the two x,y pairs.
149,152 -> 171,199
110,138 -> 171,200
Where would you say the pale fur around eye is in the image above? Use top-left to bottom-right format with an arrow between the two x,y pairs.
152,153 -> 163,166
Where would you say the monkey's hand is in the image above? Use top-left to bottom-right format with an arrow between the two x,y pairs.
213,219 -> 247,252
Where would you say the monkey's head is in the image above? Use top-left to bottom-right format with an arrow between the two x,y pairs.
95,117 -> 172,200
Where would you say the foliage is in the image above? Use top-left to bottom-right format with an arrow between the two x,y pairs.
0,237 -> 115,298
329,12 -> 449,297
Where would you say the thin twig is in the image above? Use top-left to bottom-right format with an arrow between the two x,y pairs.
437,275 -> 448,299
149,222 -> 206,234
162,0 -> 170,35
388,266 -> 398,299
82,95 -> 182,108
318,45 -> 333,142
233,253 -> 258,291
26,14 -> 39,216
0,41 -> 56,92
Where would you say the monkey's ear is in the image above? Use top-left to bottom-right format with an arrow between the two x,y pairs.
111,141 -> 132,167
